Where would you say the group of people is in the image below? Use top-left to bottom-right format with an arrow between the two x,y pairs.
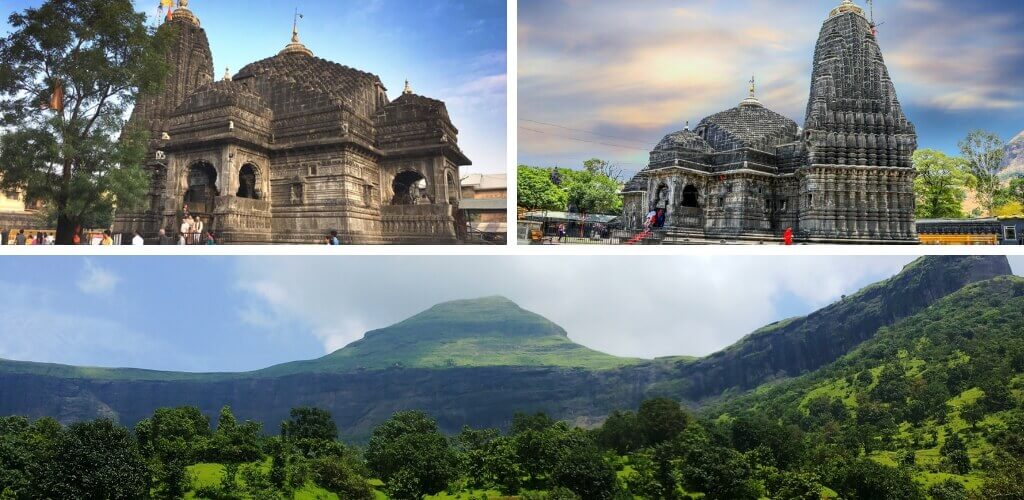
643,208 -> 667,230
10,230 -> 55,245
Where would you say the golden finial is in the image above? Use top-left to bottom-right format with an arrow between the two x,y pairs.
740,74 -> 762,107
178,0 -> 189,8
279,8 -> 313,57
403,80 -> 413,95
829,0 -> 865,18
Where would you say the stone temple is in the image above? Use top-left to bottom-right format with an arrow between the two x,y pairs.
621,0 -> 917,243
113,1 -> 471,243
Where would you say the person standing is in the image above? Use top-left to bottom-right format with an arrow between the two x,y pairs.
194,217 -> 204,243
177,232 -> 186,245
204,230 -> 216,245
101,230 -> 113,246
132,231 -> 144,246
14,230 -> 25,245
179,217 -> 192,244
329,230 -> 340,245
158,229 -> 174,245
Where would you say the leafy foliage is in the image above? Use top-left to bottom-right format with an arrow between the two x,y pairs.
913,149 -> 972,219
0,0 -> 171,242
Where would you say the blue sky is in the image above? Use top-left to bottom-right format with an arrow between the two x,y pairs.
518,0 -> 1024,176
0,0 -> 507,172
1,256 -> 1021,373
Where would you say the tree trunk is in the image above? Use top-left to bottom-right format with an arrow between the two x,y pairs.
55,211 -> 76,245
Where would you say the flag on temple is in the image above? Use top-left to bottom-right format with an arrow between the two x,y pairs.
47,79 -> 64,112
165,6 -> 173,21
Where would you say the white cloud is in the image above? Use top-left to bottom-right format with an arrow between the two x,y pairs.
0,283 -> 167,368
233,256 -> 915,359
77,259 -> 119,296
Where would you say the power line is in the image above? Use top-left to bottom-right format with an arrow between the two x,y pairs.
519,118 -> 654,147
519,126 -> 653,152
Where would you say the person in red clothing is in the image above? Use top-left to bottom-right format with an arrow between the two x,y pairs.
783,227 -> 794,245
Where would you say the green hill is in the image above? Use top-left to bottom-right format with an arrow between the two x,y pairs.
259,296 -> 642,374
706,275 -> 1024,492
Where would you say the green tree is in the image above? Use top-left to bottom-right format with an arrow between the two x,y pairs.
0,0 -> 171,243
927,478 -> 968,500
912,149 -> 970,219
960,402 -> 984,430
365,411 -> 458,499
549,431 -> 618,500
30,419 -> 148,500
638,397 -> 690,446
482,436 -> 523,495
679,444 -> 759,500
940,432 -> 971,474
595,410 -> 644,454
136,406 -> 211,499
1007,176 -> 1024,211
830,458 -> 924,500
310,454 -> 374,500
959,129 -> 1007,216
582,158 -> 623,181
517,165 -> 568,212
281,407 -> 338,443
562,168 -> 622,216
979,458 -> 1024,500
510,411 -> 557,435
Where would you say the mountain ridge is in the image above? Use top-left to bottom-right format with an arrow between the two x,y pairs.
0,256 -> 1014,439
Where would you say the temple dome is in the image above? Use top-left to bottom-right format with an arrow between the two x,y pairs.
235,53 -> 383,119
696,102 -> 799,152
653,127 -> 712,153
174,79 -> 270,116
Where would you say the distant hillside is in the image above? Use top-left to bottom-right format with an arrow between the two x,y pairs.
1001,130 -> 1024,178
259,296 -> 642,375
706,275 -> 1024,491
662,255 -> 1012,403
0,256 -> 1012,440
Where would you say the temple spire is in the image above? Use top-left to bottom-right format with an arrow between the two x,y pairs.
749,74 -> 756,98
222,67 -> 231,81
279,8 -> 313,57
403,80 -> 413,95
170,0 -> 199,27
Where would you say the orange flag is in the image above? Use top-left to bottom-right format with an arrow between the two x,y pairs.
165,6 -> 173,21
48,79 -> 64,112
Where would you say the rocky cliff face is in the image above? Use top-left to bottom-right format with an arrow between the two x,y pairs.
0,256 -> 1012,440
1002,130 -> 1024,178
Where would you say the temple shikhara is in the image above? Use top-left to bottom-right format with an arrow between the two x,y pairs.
621,0 -> 917,244
114,1 -> 471,243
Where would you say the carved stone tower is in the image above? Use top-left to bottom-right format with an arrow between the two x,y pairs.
798,0 -> 917,242
115,1 -> 214,235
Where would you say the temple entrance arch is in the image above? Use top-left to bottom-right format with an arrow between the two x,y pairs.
652,183 -> 670,209
391,170 -> 429,205
184,161 -> 218,214
681,184 -> 700,207
237,163 -> 260,199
